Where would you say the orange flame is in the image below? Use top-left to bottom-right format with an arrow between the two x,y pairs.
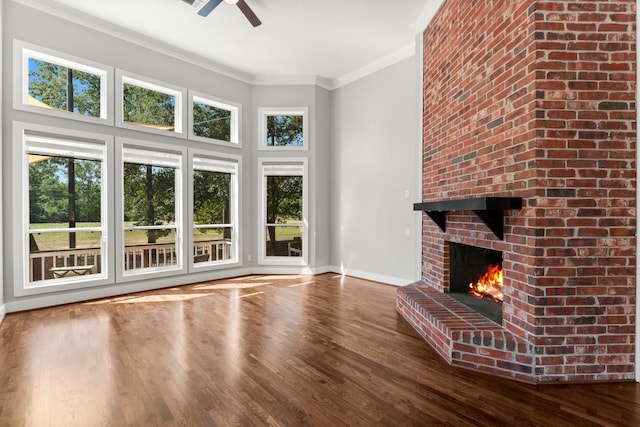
469,264 -> 503,302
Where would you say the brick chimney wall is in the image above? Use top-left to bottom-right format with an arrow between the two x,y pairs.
420,0 -> 636,382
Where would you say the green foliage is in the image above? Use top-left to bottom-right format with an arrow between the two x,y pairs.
266,115 -> 303,146
266,176 -> 302,224
28,59 -> 101,117
266,175 -> 302,249
193,170 -> 231,226
29,156 -> 101,224
193,102 -> 231,141
123,83 -> 175,129
123,163 -> 176,243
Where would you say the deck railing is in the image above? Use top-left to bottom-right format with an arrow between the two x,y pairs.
29,239 -> 232,281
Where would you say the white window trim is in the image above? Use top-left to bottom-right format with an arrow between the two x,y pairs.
188,150 -> 241,272
115,70 -> 187,138
258,157 -> 309,266
188,90 -> 242,147
258,107 -> 309,151
115,138 -> 187,283
13,39 -> 114,125
12,122 -> 115,297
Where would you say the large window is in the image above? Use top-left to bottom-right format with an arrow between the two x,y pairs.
116,71 -> 186,137
120,145 -> 183,277
259,107 -> 308,150
189,91 -> 241,146
191,155 -> 239,268
16,124 -> 111,293
259,159 -> 308,265
14,40 -> 113,125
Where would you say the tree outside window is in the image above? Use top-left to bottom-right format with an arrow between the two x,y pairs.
266,114 -> 303,147
122,161 -> 178,271
123,83 -> 176,131
265,175 -> 303,256
193,101 -> 232,142
193,169 -> 233,263
28,58 -> 102,118
28,154 -> 103,282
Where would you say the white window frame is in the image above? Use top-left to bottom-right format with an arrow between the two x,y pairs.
115,70 -> 187,138
188,150 -> 241,272
13,40 -> 114,125
258,107 -> 309,151
258,158 -> 308,266
12,122 -> 115,297
188,90 -> 241,147
115,138 -> 187,282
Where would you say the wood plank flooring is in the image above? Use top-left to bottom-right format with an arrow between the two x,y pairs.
1,273 -> 640,426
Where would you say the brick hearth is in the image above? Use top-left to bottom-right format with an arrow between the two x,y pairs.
400,0 -> 636,383
397,284 -> 533,381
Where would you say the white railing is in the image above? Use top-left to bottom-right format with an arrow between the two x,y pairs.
123,242 -> 177,270
29,248 -> 100,282
29,239 -> 233,281
193,240 -> 232,263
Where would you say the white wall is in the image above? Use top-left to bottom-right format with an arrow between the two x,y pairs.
0,0 -> 5,323
331,56 -> 422,286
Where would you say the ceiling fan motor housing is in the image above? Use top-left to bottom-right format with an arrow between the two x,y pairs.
181,0 -> 206,9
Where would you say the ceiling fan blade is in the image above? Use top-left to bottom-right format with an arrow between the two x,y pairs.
236,0 -> 261,27
198,0 -> 223,17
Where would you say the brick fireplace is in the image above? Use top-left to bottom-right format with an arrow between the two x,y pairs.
397,0 -> 636,383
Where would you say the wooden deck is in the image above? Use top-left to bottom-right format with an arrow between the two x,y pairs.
1,273 -> 639,426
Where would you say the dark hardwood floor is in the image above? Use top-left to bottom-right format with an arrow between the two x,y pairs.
1,273 -> 639,426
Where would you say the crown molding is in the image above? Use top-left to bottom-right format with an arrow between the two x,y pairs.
330,44 -> 415,91
413,0 -> 445,33
251,75 -> 333,91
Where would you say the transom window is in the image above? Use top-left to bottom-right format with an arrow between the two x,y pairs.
14,40 -> 112,124
189,92 -> 240,146
259,107 -> 308,150
116,71 -> 186,137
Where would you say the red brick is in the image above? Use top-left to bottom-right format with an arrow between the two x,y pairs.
416,0 -> 635,384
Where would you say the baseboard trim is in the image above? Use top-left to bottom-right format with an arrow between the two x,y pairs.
5,267 -> 253,313
4,265 -> 410,313
328,266 -> 415,287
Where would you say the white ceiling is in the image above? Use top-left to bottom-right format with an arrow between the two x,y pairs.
22,0 -> 442,88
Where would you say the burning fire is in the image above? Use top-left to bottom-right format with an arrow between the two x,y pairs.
469,264 -> 503,302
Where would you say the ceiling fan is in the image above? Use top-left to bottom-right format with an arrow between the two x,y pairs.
183,0 -> 262,27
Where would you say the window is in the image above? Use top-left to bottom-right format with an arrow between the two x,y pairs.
191,154 -> 239,268
189,91 -> 241,146
119,144 -> 184,277
14,40 -> 113,124
13,123 -> 113,295
259,107 -> 308,150
258,159 -> 308,265
116,71 -> 186,137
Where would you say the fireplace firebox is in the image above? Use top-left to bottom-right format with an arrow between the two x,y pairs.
446,242 -> 502,325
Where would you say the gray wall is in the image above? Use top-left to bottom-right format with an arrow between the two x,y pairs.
330,56 -> 421,285
1,1 -> 421,312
